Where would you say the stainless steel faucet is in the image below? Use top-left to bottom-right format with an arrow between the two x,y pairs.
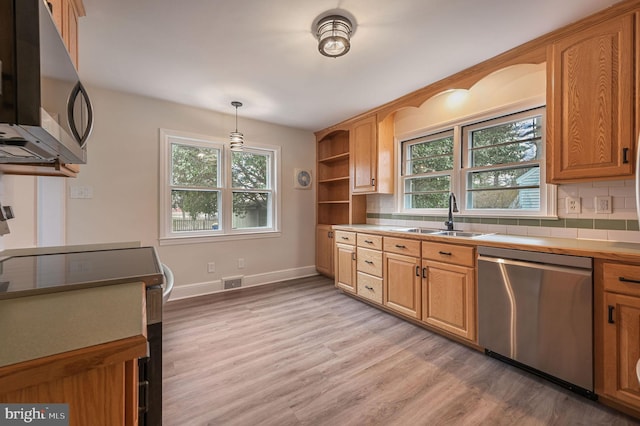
444,192 -> 458,231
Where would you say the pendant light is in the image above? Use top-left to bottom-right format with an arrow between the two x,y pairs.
230,101 -> 244,151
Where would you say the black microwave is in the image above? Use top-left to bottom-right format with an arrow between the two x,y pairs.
0,0 -> 93,165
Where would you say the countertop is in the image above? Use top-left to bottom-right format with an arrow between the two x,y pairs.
0,281 -> 146,368
333,224 -> 640,262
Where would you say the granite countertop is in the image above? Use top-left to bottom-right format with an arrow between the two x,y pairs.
332,224 -> 640,262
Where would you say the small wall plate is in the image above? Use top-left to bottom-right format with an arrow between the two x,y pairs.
294,169 -> 312,189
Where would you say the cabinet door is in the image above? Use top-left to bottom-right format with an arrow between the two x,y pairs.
335,243 -> 356,293
351,115 -> 377,193
547,14 -> 634,182
383,252 -> 421,319
602,292 -> 640,407
316,225 -> 334,278
422,261 -> 476,341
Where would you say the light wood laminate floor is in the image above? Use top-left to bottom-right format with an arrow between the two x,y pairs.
163,276 -> 638,425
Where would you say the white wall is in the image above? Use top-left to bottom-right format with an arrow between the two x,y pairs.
7,86 -> 317,298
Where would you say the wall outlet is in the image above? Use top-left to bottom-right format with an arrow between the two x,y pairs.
566,197 -> 581,213
238,258 -> 245,269
595,196 -> 612,214
207,262 -> 215,273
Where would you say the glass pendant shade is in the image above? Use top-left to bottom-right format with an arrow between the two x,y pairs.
230,101 -> 243,151
316,15 -> 352,58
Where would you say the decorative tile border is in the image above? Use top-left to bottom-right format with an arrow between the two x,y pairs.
366,213 -> 640,231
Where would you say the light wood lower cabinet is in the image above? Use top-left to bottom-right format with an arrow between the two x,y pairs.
421,241 -> 476,341
422,260 -> 476,341
316,225 -> 334,277
597,261 -> 640,413
335,242 -> 356,294
383,252 -> 421,319
0,336 -> 146,426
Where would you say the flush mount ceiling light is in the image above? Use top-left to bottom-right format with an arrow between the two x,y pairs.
316,15 -> 353,58
229,101 -> 244,151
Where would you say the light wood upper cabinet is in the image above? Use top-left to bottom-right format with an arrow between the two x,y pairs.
47,0 -> 85,70
351,114 -> 394,194
546,13 -> 636,183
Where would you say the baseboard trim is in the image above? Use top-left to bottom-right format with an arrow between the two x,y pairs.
168,265 -> 318,301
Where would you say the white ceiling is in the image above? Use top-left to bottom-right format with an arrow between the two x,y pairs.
79,0 -> 619,132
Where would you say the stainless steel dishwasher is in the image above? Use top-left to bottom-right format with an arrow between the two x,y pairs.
477,246 -> 594,399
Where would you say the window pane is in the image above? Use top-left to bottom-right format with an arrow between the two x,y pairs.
468,166 -> 539,190
405,193 -> 448,209
233,192 -> 270,229
404,176 -> 450,209
471,116 -> 542,149
171,190 -> 219,232
469,188 -> 540,209
407,136 -> 453,175
471,140 -> 539,167
171,144 -> 218,187
232,151 -> 269,189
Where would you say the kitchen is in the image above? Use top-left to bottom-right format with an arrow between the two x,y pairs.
1,0 -> 640,424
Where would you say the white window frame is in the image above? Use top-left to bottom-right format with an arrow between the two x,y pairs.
159,129 -> 281,244
397,103 -> 556,218
400,129 -> 457,214
460,106 -> 554,217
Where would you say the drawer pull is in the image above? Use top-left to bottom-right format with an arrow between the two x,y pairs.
342,236 -> 350,240
395,244 -> 406,249
438,251 -> 452,256
619,277 -> 640,285
608,305 -> 615,324
365,285 -> 374,291
364,240 -> 374,244
365,260 -> 374,265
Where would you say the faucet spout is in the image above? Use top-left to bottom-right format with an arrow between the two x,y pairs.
444,192 -> 458,231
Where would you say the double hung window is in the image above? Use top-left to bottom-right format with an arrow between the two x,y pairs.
400,106 -> 553,216
160,130 -> 278,240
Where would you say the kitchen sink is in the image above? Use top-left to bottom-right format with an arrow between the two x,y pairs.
399,228 -> 489,237
431,230 -> 488,237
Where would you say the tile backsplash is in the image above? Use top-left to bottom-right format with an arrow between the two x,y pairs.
366,179 -> 640,243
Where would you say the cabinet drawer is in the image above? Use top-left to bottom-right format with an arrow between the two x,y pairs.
357,247 -> 383,277
357,233 -> 383,250
422,242 -> 475,267
334,231 -> 356,245
357,272 -> 383,304
384,237 -> 421,257
603,262 -> 640,297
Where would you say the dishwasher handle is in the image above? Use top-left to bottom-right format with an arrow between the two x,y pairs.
477,255 -> 592,277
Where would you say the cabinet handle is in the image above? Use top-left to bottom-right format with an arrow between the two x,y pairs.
371,178 -> 376,186
365,285 -> 374,291
365,260 -> 374,265
422,267 -> 427,278
395,244 -> 406,249
351,252 -> 356,261
438,251 -> 452,256
342,236 -> 350,240
364,240 -> 374,244
608,305 -> 615,324
623,147 -> 630,164
328,231 -> 333,238
415,266 -> 420,277
619,277 -> 640,285
47,1 -> 53,13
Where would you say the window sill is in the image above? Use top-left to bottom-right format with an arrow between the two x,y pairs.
159,231 -> 282,246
